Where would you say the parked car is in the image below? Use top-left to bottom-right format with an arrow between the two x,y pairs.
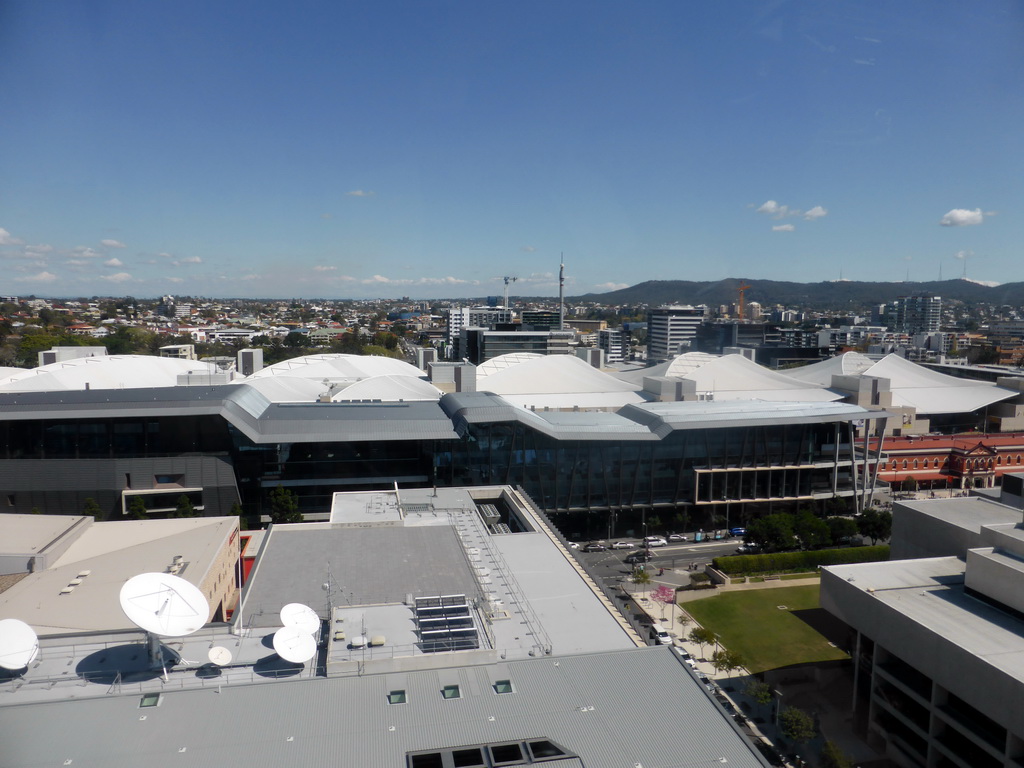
624,550 -> 653,564
644,536 -> 668,547
610,541 -> 635,549
729,527 -> 746,536
667,533 -> 688,542
582,541 -> 607,552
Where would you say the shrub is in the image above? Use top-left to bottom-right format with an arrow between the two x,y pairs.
712,545 -> 890,575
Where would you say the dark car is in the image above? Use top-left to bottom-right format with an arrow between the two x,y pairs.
624,550 -> 653,564
582,541 -> 607,552
755,742 -> 785,767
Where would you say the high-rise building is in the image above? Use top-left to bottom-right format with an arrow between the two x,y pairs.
598,328 -> 628,363
646,305 -> 706,361
894,294 -> 941,334
446,307 -> 514,344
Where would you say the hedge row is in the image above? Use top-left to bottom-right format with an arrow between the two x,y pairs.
712,545 -> 890,575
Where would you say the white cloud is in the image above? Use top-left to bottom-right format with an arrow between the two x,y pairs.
25,243 -> 53,254
347,190 -> 375,197
66,259 -> 90,266
166,277 -> 184,283
16,271 -> 56,282
180,256 -> 202,264
101,239 -> 126,248
158,252 -> 173,259
595,282 -> 629,291
757,200 -> 788,217
363,274 -> 392,283
313,265 -> 337,272
954,250 -> 972,260
521,245 -> 537,253
240,274 -> 261,281
803,205 -> 828,220
940,208 -> 984,226
772,224 -> 796,232
73,246 -> 101,258
0,228 -> 25,246
99,272 -> 133,283
104,257 -> 124,267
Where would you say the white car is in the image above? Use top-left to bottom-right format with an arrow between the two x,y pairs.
667,533 -> 688,542
610,541 -> 635,549
644,536 -> 668,547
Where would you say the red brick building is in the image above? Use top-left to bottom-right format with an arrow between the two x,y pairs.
868,433 -> 1024,490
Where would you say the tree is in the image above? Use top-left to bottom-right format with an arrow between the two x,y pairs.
83,497 -> 103,519
174,494 -> 197,518
820,740 -> 853,768
901,475 -> 918,494
711,648 -> 744,675
676,607 -> 692,631
631,567 -> 652,595
650,584 -> 675,619
269,485 -> 302,524
826,516 -> 858,545
747,513 -> 795,552
779,706 -> 816,745
743,678 -> 773,706
688,626 -> 717,658
127,496 -> 148,520
857,507 -> 892,545
793,510 -> 830,551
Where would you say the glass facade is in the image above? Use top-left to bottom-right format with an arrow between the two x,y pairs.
0,411 -> 855,526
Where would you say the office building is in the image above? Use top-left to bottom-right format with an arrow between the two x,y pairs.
647,305 -> 706,361
446,307 -> 514,345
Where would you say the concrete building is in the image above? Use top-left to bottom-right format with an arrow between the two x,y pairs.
822,482 -> 1024,768
0,486 -> 768,768
647,305 -> 706,361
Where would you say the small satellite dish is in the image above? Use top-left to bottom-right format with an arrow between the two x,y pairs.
279,603 -> 320,634
0,618 -> 40,670
208,645 -> 233,665
119,573 -> 210,637
273,627 -> 317,664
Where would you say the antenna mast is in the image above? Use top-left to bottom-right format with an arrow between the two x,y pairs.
558,258 -> 565,330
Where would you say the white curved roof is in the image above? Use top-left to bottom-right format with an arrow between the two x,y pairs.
615,352 -> 840,403
476,353 -> 544,379
784,352 -> 876,385
477,354 -> 645,410
331,375 -> 442,402
786,352 -> 1016,415
0,355 -> 221,393
247,354 -> 425,382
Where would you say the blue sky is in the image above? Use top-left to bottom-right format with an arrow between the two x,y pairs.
1,1 -> 1022,300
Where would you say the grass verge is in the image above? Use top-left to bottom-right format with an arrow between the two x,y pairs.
684,584 -> 848,674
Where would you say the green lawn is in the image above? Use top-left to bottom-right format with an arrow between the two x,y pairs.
682,584 -> 848,674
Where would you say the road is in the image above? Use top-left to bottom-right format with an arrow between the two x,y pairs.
575,538 -> 740,593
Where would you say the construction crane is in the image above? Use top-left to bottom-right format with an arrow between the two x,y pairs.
502,276 -> 518,309
737,282 -> 751,321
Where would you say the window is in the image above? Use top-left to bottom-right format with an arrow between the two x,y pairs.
489,743 -> 524,765
387,690 -> 407,705
451,747 -> 486,768
492,679 -> 513,694
409,754 -> 444,768
139,693 -> 161,708
442,684 -> 461,700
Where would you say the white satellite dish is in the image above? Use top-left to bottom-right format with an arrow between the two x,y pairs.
0,618 -> 40,670
119,572 -> 210,637
273,626 -> 317,664
279,602 -> 320,634
207,646 -> 233,666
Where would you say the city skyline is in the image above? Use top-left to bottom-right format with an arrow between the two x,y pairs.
1,1 -> 1021,299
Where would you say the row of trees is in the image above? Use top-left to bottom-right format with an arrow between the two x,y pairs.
745,508 -> 892,553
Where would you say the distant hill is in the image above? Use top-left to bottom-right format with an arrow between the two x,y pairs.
571,278 -> 1024,309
